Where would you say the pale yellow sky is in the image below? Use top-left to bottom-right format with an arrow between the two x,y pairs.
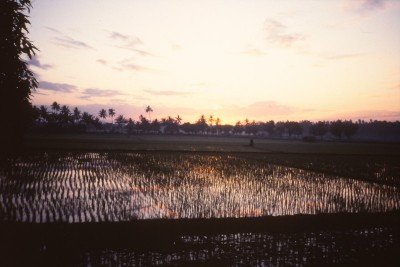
29,0 -> 400,124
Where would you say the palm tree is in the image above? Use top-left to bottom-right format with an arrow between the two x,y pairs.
60,105 -> 71,124
115,114 -> 127,125
215,117 -> 221,126
198,115 -> 207,124
208,115 -> 214,126
145,105 -> 153,121
215,117 -> 221,135
233,121 -> 243,134
51,101 -> 60,114
99,109 -> 107,122
108,108 -> 115,124
81,112 -> 95,126
39,105 -> 49,123
126,118 -> 135,133
73,107 -> 81,123
175,115 -> 182,125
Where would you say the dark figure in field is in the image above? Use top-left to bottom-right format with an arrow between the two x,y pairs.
249,138 -> 254,147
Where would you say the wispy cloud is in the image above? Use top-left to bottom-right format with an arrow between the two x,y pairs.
80,88 -> 125,100
97,57 -> 151,72
27,55 -> 54,70
54,36 -> 94,50
342,0 -> 400,14
122,63 -> 147,71
38,81 -> 76,93
110,31 -> 130,41
44,26 -> 61,34
110,31 -> 153,56
115,58 -> 154,72
320,52 -> 363,60
144,89 -> 193,96
32,91 -> 48,96
97,59 -> 108,65
264,19 -> 304,48
45,27 -> 94,50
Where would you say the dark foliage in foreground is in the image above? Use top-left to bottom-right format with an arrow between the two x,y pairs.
0,0 -> 37,152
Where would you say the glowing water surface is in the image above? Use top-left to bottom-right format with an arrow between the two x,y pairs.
0,152 -> 399,222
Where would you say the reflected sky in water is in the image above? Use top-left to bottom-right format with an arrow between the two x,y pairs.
0,152 -> 399,222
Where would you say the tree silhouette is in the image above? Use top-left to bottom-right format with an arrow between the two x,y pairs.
244,118 -> 251,134
51,101 -> 60,114
265,120 -> 275,136
311,121 -> 328,140
0,0 -> 38,151
233,121 -> 243,134
145,105 -> 153,121
151,119 -> 161,132
39,105 -> 49,123
215,117 -> 221,134
215,117 -> 221,126
59,105 -> 71,125
81,112 -> 95,126
99,109 -> 107,121
196,115 -> 208,133
126,118 -> 135,134
115,114 -> 127,125
72,107 -> 81,123
208,115 -> 214,126
343,120 -> 358,139
285,121 -> 302,137
198,115 -> 207,125
330,120 -> 343,139
108,108 -> 115,124
175,115 -> 182,125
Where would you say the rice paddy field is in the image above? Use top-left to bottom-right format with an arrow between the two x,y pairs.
1,152 -> 399,222
1,135 -> 400,266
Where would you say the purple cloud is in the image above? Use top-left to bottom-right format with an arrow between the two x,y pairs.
80,88 -> 125,100
110,31 -> 130,41
97,59 -> 108,65
343,0 -> 400,14
38,81 -> 76,93
54,36 -> 94,50
27,55 -> 54,70
110,31 -> 153,56
44,27 -> 61,34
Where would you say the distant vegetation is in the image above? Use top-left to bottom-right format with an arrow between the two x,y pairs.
30,101 -> 400,141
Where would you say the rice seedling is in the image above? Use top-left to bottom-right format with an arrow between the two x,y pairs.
0,152 -> 399,222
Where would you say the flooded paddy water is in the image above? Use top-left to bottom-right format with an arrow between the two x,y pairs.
0,152 -> 399,222
0,151 -> 399,266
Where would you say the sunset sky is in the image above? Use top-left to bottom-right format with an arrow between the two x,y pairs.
28,0 -> 400,124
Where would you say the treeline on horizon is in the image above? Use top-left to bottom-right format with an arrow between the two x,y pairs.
30,102 -> 400,140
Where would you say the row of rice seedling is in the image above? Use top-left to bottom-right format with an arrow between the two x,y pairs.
0,152 -> 399,222
124,154 -> 399,218
249,154 -> 400,186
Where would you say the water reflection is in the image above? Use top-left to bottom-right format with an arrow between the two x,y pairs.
0,152 -> 399,222
53,227 -> 400,266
